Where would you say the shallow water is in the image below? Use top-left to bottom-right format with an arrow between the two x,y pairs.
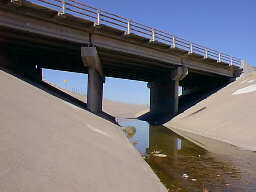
118,119 -> 256,192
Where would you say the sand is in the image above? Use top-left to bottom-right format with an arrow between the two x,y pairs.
0,70 -> 167,192
165,72 -> 256,151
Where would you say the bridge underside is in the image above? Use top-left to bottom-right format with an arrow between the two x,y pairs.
0,27 -> 232,124
0,26 -> 232,87
0,1 -> 242,124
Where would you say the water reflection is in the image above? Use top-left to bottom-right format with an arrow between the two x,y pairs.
119,119 -> 256,192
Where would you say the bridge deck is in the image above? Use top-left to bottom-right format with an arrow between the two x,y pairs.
0,0 -> 242,86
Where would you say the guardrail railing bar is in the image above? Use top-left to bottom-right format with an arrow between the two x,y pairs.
38,0 -> 61,9
65,2 -> 97,17
29,0 -> 242,67
68,0 -> 98,11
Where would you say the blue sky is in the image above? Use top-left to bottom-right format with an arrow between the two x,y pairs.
43,0 -> 255,104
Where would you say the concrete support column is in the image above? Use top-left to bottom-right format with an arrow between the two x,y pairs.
148,77 -> 179,116
87,68 -> 103,113
81,47 -> 104,113
242,60 -> 254,75
142,67 -> 188,124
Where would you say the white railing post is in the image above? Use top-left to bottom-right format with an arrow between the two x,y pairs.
58,0 -> 66,15
204,48 -> 208,59
95,9 -> 101,26
151,28 -> 155,42
230,56 -> 233,66
127,19 -> 131,35
171,35 -> 176,48
218,52 -> 221,63
189,42 -> 193,54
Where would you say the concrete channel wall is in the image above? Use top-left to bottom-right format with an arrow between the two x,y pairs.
0,69 -> 167,192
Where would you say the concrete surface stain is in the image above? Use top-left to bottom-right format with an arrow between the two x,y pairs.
87,124 -> 111,137
247,80 -> 255,83
232,84 -> 256,95
183,107 -> 207,118
63,101 -> 82,111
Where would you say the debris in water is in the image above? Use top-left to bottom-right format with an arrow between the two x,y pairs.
151,150 -> 161,154
191,178 -> 197,181
182,173 -> 189,179
153,153 -> 167,158
123,126 -> 136,138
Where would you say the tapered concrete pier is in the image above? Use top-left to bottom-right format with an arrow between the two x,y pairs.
81,47 -> 105,113
87,68 -> 103,113
148,77 -> 178,116
140,67 -> 188,124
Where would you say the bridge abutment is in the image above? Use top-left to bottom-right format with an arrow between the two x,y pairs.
81,47 -> 105,113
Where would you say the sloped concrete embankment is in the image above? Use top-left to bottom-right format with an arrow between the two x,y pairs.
0,70 -> 167,192
165,72 -> 256,151
45,81 -> 148,119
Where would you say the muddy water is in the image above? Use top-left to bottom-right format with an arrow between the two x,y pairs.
118,119 -> 256,192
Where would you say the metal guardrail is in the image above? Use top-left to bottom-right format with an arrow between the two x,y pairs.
28,0 -> 242,67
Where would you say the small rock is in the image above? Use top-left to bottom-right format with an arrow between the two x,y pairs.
151,150 -> 161,154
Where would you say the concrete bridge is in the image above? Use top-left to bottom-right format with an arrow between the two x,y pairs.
0,0 -> 243,123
